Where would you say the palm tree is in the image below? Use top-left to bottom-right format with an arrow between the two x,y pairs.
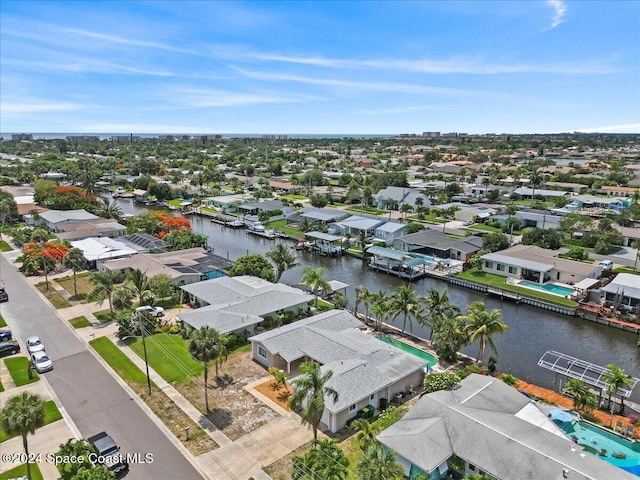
564,379 -> 596,413
604,364 -> 634,414
62,247 -> 86,297
95,197 -> 123,220
266,242 -> 297,281
289,360 -> 338,440
351,418 -> 376,452
461,301 -> 509,363
30,227 -> 49,244
632,239 -> 640,271
89,269 -> 122,321
357,443 -> 404,480
370,290 -> 389,331
357,287 -> 375,322
352,285 -> 364,316
422,288 -> 459,341
1,392 -> 45,480
128,269 -> 152,306
188,326 -> 228,412
389,284 -> 421,333
301,267 -> 331,308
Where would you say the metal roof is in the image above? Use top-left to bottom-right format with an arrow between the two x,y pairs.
481,252 -> 554,272
538,350 -> 639,397
366,246 -> 409,261
305,231 -> 342,241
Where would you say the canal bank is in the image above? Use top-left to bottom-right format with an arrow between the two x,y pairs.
112,197 -> 640,404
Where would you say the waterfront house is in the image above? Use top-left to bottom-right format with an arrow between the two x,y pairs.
28,209 -> 99,231
328,215 -> 385,237
393,230 -> 483,262
372,222 -> 407,245
177,275 -> 311,336
513,187 -> 572,200
69,237 -> 138,269
374,186 -> 431,211
202,194 -> 247,212
237,199 -> 292,219
481,245 -> 600,285
249,309 -> 424,432
489,210 -> 561,231
377,374 -> 635,480
101,247 -> 233,284
601,273 -> 640,312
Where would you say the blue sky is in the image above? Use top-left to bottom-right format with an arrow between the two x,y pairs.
1,1 -> 639,135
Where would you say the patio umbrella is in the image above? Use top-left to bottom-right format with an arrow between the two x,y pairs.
549,408 -> 575,423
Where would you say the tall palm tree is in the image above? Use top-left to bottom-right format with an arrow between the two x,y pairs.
461,301 -> 509,363
357,287 -> 375,322
352,285 -> 364,316
1,392 -> 45,480
62,247 -> 86,297
357,443 -> 405,480
188,326 -> 228,412
389,284 -> 421,333
128,269 -> 152,306
370,290 -> 389,331
89,269 -> 122,321
289,360 -> 338,440
422,288 -> 459,341
351,418 -> 377,452
301,267 -> 331,308
95,197 -> 123,220
564,379 -> 596,413
266,242 -> 297,282
30,227 -> 49,244
604,364 -> 634,414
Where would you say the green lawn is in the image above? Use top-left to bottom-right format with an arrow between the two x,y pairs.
0,240 -> 13,252
228,342 -> 252,356
0,313 -> 6,327
34,282 -> 71,309
615,267 -> 640,276
55,272 -> 93,302
168,198 -> 184,207
0,463 -> 43,480
266,219 -> 304,238
93,309 -> 117,324
346,205 -> 385,215
0,380 -> 4,392
0,400 -> 61,442
279,194 -> 308,200
455,268 -> 578,308
90,337 -> 153,385
407,214 -> 447,224
69,316 -> 92,329
4,357 -> 40,386
127,333 -> 202,383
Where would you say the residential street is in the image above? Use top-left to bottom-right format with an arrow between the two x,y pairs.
0,252 -> 203,480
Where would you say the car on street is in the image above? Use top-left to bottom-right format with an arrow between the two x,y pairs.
0,329 -> 12,341
0,286 -> 8,303
134,305 -> 165,317
26,336 -> 45,353
0,341 -> 20,357
31,351 -> 53,373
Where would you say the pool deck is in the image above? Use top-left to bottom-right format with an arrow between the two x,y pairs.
518,380 -> 638,438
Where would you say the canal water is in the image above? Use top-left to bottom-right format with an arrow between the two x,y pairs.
115,198 -> 640,402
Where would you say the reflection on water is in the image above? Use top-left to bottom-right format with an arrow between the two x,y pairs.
115,198 -> 640,402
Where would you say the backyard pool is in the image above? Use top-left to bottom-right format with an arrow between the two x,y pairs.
558,419 -> 640,476
378,336 -> 438,367
520,280 -> 575,297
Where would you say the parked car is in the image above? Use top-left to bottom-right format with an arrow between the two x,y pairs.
0,341 -> 20,357
134,306 -> 165,317
31,351 -> 53,373
0,329 -> 12,341
26,336 -> 45,353
0,286 -> 8,303
598,260 -> 614,270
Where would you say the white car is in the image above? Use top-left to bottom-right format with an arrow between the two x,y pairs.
134,306 -> 165,317
26,336 -> 45,354
31,351 -> 53,373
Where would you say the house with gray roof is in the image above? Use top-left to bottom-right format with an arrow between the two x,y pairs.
372,222 -> 407,245
250,310 -> 425,432
328,215 -> 385,237
378,374 -> 635,480
393,230 -> 483,262
601,273 -> 640,311
29,209 -> 99,231
374,186 -> 431,211
177,275 -> 311,335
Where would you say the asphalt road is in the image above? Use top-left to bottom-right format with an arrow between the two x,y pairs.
0,254 -> 202,480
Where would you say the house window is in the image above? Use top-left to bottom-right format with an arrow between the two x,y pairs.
349,404 -> 356,412
508,266 -> 517,274
497,264 -> 505,271
557,272 -> 561,280
469,464 -> 476,472
485,261 -> 493,269
370,394 -> 375,400
257,346 -> 267,359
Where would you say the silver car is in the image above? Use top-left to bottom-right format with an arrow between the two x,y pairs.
26,336 -> 45,353
31,351 -> 53,373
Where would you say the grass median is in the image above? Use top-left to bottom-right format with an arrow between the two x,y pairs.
4,357 -> 39,386
69,316 -> 91,329
0,400 -> 62,442
90,337 -> 217,455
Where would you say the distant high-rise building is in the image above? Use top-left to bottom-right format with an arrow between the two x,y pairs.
262,134 -> 288,140
66,135 -> 99,142
111,135 -> 141,142
422,131 -> 441,138
11,133 -> 33,141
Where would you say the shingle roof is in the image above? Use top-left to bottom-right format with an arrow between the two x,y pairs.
40,209 -> 99,224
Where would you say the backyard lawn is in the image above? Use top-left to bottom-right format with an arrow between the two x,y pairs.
0,400 -> 62,442
456,268 -> 578,308
4,357 -> 40,386
266,219 -> 304,238
127,333 -> 202,383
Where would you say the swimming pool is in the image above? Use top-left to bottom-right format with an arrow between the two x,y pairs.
378,336 -> 438,367
558,419 -> 640,476
520,280 -> 575,297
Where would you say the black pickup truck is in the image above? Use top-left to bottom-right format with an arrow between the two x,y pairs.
87,431 -> 129,475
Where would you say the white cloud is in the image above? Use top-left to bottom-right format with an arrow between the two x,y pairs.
548,0 -> 568,29
166,87 -> 324,108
